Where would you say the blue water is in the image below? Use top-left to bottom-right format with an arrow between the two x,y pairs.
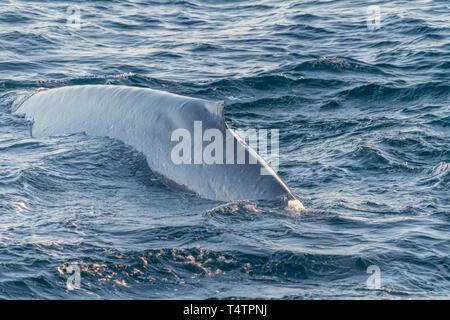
0,0 -> 449,299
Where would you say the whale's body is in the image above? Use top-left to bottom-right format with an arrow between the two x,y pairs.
14,85 -> 302,207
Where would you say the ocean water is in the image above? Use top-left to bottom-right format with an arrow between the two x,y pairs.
0,0 -> 449,299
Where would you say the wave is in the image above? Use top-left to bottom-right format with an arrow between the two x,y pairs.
4,238 -> 447,299
338,82 -> 450,101
292,58 -> 388,75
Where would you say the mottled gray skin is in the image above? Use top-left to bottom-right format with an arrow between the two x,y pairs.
15,85 -> 299,203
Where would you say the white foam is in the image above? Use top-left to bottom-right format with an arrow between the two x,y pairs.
286,199 -> 306,213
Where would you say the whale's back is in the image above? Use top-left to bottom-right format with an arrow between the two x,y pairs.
15,85 -> 298,202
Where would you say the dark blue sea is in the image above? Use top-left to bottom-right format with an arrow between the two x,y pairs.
0,0 -> 449,299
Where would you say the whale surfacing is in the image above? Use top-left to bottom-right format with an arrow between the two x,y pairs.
14,85 -> 303,209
